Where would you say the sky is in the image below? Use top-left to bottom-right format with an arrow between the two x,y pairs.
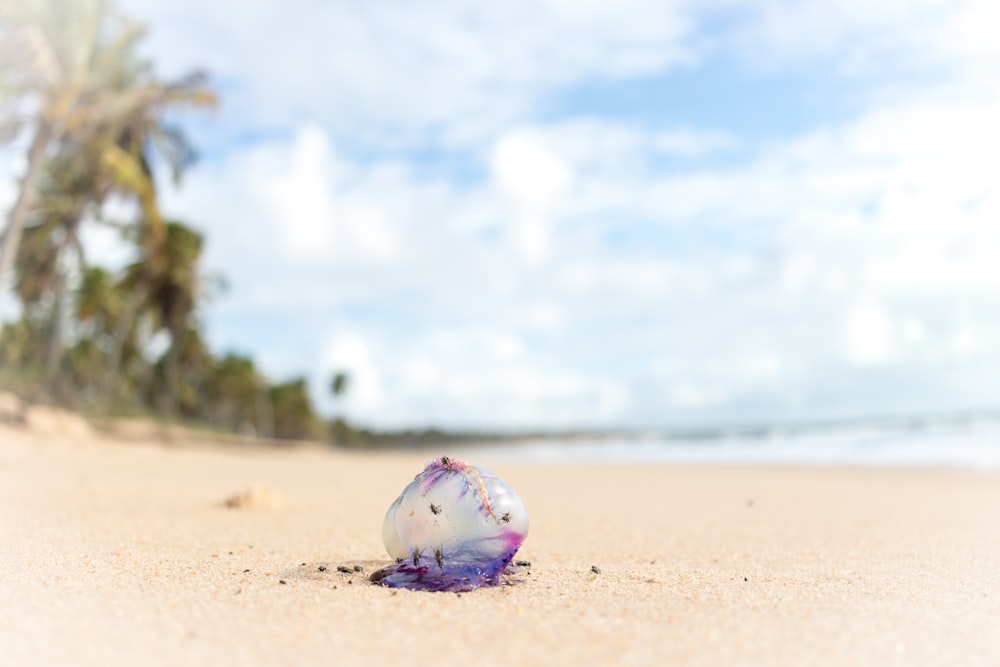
7,0 -> 1000,430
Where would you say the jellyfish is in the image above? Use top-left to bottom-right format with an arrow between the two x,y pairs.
370,456 -> 529,592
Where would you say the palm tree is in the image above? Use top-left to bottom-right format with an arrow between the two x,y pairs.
203,353 -> 267,434
73,265 -> 126,398
328,370 -> 350,445
330,371 -> 350,400
75,266 -> 121,335
122,220 -> 204,414
0,0 -> 216,314
11,120 -> 193,391
270,378 -> 320,441
164,324 -> 212,417
12,142 -> 98,380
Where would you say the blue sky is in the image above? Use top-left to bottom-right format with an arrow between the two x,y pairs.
7,0 -> 999,430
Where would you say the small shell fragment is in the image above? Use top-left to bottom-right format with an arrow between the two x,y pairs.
370,456 -> 529,592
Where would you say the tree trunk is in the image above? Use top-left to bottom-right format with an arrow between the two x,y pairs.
45,228 -> 78,382
105,288 -> 142,405
45,270 -> 66,380
0,121 -> 53,318
160,331 -> 180,417
256,382 -> 274,439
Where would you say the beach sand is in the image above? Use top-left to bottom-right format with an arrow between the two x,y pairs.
1,410 -> 999,666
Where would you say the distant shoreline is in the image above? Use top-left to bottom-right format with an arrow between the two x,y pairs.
3,389 -> 999,468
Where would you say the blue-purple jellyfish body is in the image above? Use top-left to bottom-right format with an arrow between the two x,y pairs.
370,456 -> 529,592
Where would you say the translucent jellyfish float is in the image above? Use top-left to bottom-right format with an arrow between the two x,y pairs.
370,456 -> 529,592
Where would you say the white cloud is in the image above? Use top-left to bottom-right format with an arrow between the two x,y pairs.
152,78 -> 1000,426
264,125 -> 338,263
323,331 -> 384,413
843,302 -> 891,366
377,325 -> 631,428
722,0 -> 1000,78
491,131 -> 572,203
124,0 -> 694,145
489,130 -> 574,264
652,128 -> 739,157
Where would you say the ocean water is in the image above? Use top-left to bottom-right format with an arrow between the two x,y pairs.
464,416 -> 1000,468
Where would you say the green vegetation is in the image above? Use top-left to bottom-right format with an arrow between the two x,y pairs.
0,0 -> 339,442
